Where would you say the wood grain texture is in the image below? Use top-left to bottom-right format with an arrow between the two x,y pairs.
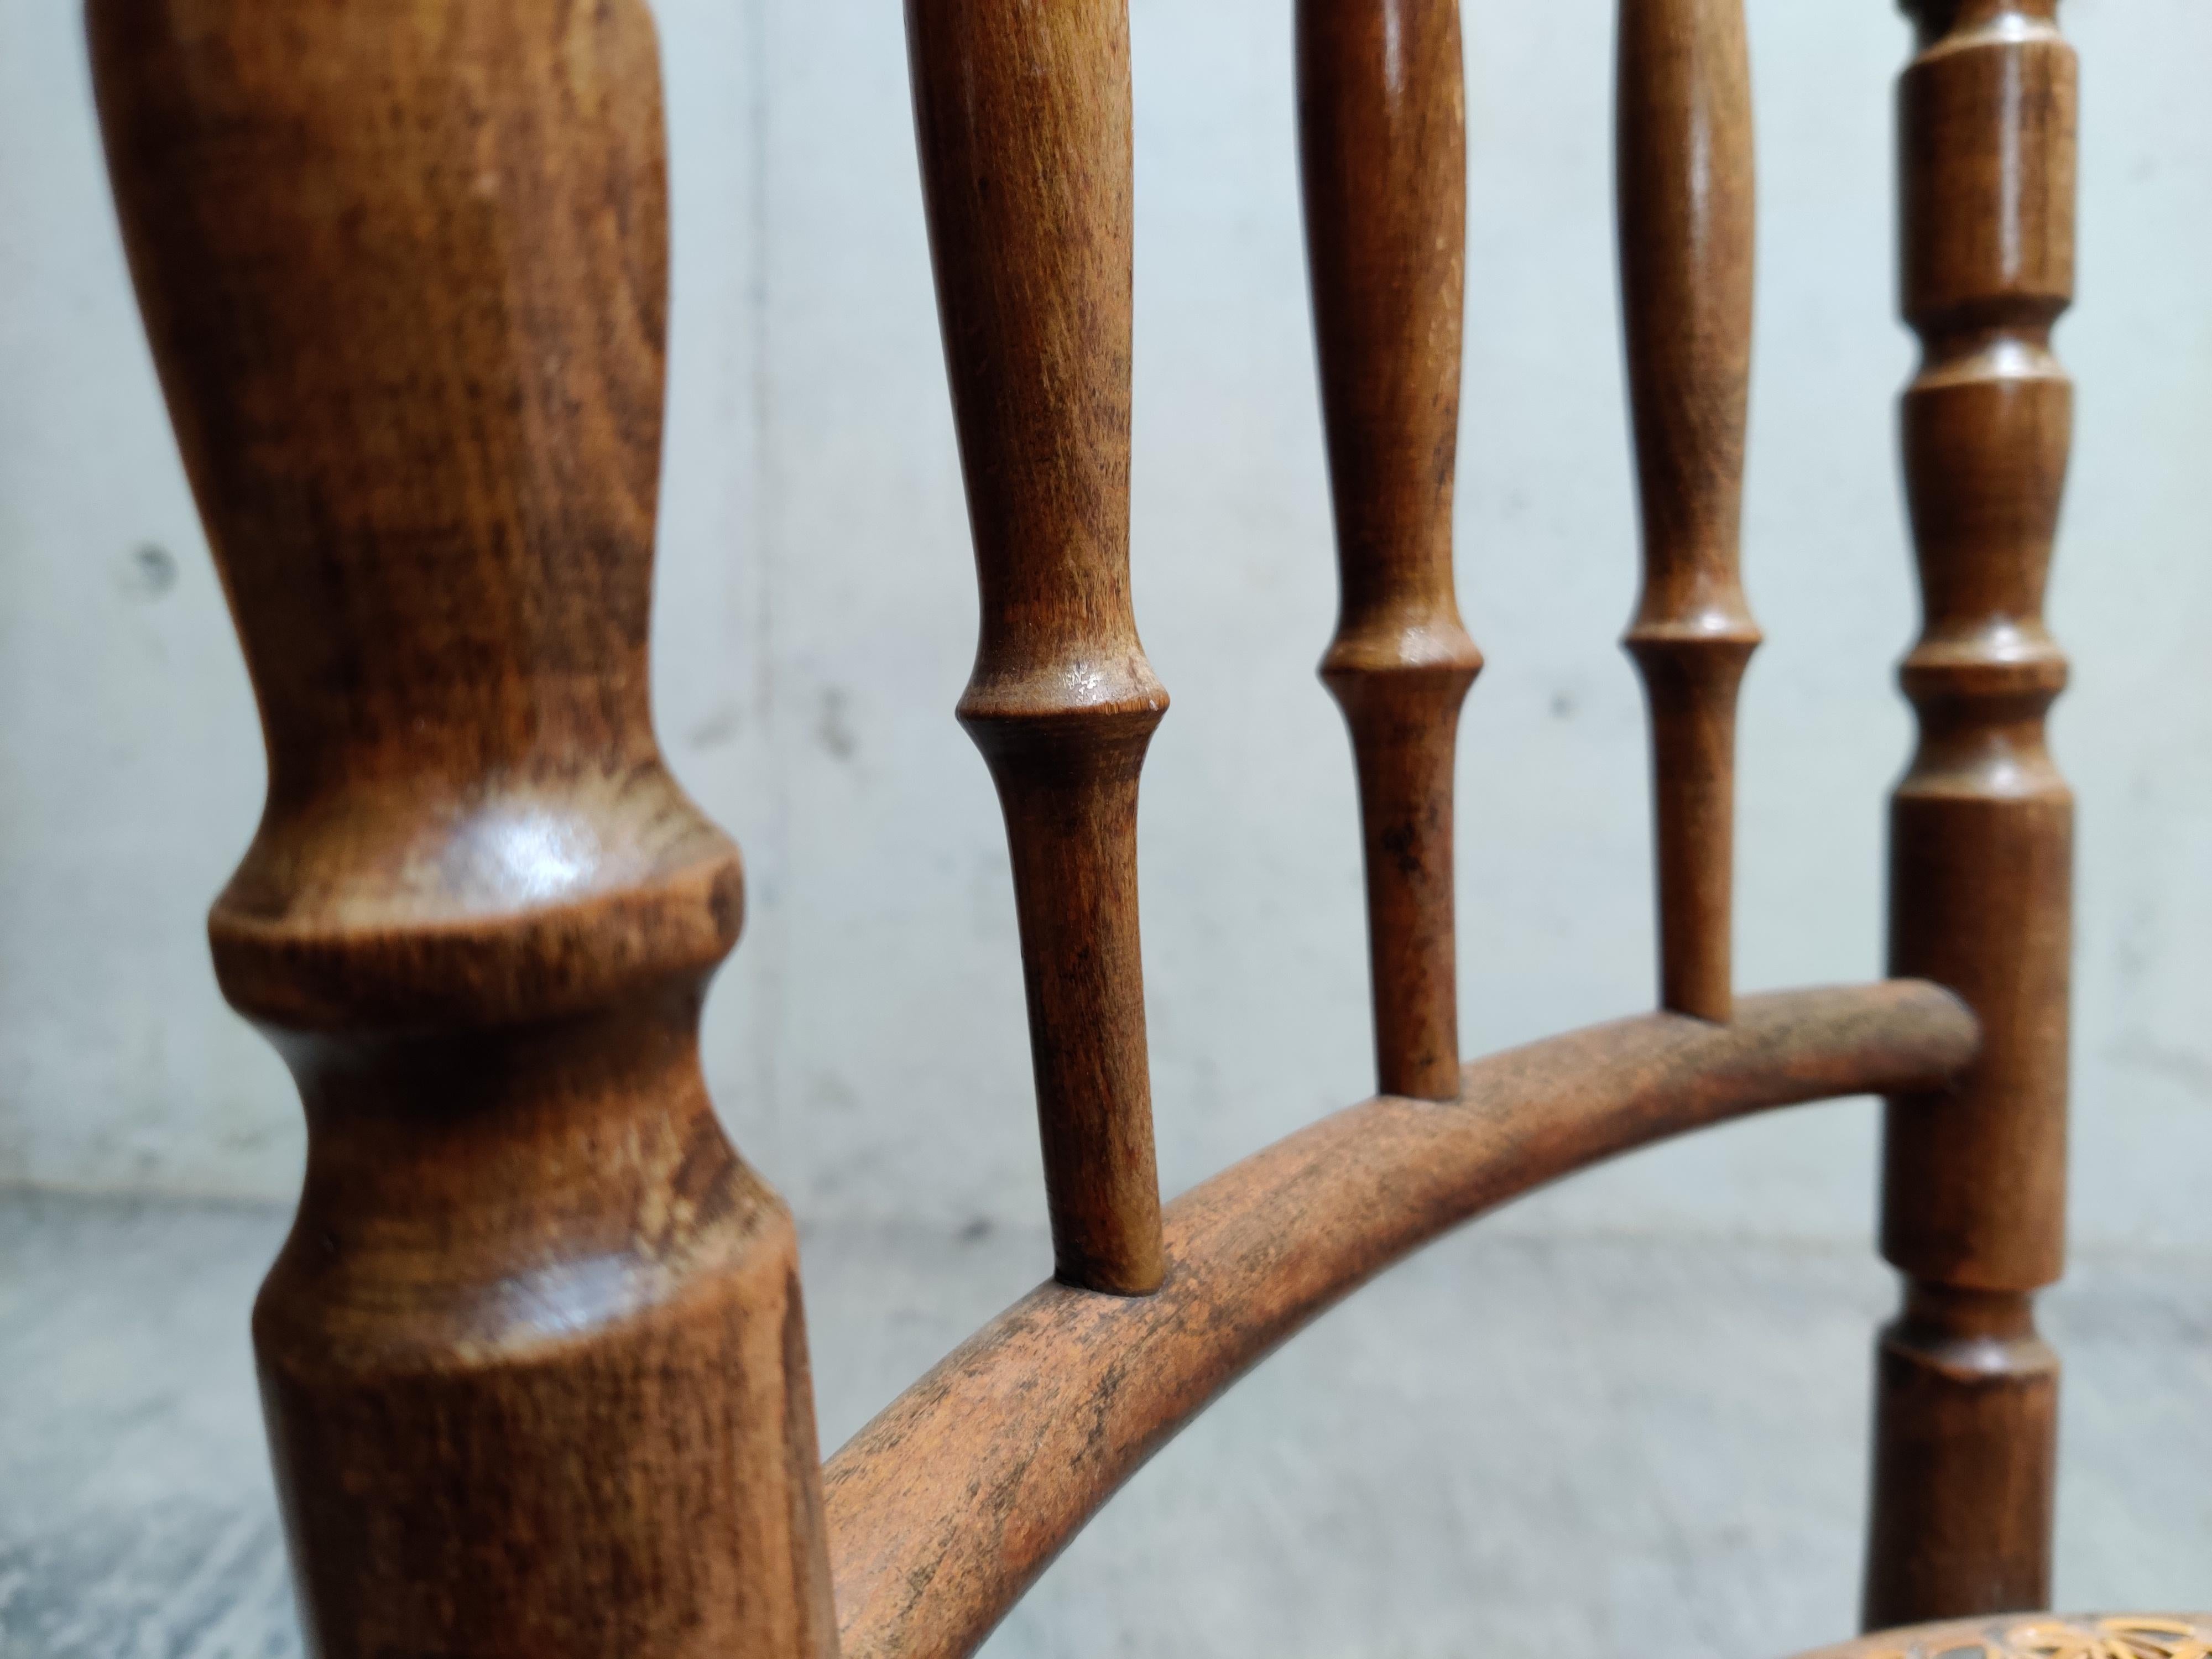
1864,0 -> 2077,1629
824,982 -> 1978,1659
88,3 -> 836,1655
1299,0 -> 1483,1102
907,0 -> 1167,1295
1617,0 -> 1762,1023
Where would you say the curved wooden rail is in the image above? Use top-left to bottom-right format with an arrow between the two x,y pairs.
823,981 -> 1978,1659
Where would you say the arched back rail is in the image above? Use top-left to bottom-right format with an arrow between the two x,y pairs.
825,984 -> 1977,1659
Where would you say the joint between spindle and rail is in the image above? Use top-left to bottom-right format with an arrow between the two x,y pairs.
826,982 -> 1980,1659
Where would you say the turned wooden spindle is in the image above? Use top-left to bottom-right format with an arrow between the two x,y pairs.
1298,0 -> 1481,1103
90,4 -> 834,1655
907,0 -> 1167,1295
1863,0 -> 2076,1627
1616,0 -> 1761,1024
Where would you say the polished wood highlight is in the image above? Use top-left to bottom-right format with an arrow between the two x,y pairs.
89,3 -> 834,1655
1864,0 -> 2077,1629
906,0 -> 1167,1294
86,0 -> 2113,1645
1616,0 -> 1762,1024
1298,0 -> 1483,1100
825,982 -> 1977,1659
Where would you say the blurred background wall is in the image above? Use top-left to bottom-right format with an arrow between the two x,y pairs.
3,0 -> 2209,1245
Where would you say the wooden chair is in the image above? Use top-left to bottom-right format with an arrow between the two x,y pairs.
82,0 -> 2199,1654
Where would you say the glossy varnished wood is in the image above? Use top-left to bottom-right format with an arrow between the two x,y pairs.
1865,0 -> 2077,1628
90,3 -> 834,1654
82,0 -> 2104,1642
906,0 -> 1167,1293
1298,0 -> 1482,1102
1616,0 -> 1761,1023
825,982 -> 1977,1659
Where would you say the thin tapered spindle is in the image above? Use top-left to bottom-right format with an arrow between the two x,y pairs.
1863,0 -> 2075,1626
89,2 -> 834,1654
1298,0 -> 1481,1104
1616,0 -> 1761,1024
906,0 -> 1166,1295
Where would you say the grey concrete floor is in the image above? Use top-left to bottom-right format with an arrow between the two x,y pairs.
2,1189 -> 2206,1659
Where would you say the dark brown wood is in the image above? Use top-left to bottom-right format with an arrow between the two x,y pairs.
906,0 -> 1167,1294
1617,0 -> 1762,1024
1796,1613 -> 2212,1659
84,0 -> 2103,1642
825,982 -> 1978,1659
88,4 -> 834,1655
1299,0 -> 1483,1102
1864,0 -> 2077,1629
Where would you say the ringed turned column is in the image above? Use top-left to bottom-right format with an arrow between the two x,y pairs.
1616,0 -> 1762,1024
1298,0 -> 1483,1102
1864,0 -> 2077,1627
907,0 -> 1167,1294
89,3 -> 834,1655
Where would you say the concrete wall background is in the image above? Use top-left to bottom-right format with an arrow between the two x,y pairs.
3,0 -> 2208,1249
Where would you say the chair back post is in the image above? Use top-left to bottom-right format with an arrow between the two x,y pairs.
1865,0 -> 2077,1626
88,3 -> 836,1653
